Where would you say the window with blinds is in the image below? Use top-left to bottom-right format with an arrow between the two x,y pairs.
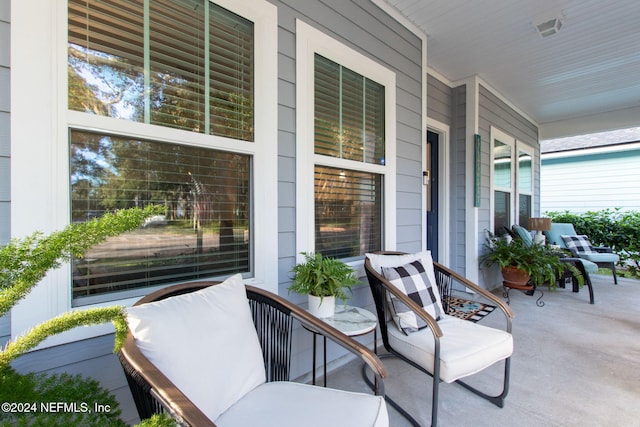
313,54 -> 386,258
70,129 -> 250,304
68,0 -> 254,141
314,54 -> 385,165
314,166 -> 382,259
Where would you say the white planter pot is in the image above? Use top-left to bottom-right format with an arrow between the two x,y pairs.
308,295 -> 336,318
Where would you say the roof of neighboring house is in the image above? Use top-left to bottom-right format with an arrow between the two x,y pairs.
541,126 -> 640,154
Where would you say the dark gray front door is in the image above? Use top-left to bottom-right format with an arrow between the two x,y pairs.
426,130 -> 439,261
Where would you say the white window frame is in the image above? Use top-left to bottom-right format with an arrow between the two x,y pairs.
490,126 -> 535,234
295,20 -> 396,268
516,142 -> 535,224
10,0 -> 277,344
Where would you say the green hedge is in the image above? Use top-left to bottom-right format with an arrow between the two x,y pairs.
545,209 -> 640,276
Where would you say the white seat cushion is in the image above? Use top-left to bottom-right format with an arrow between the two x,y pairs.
126,274 -> 266,422
387,314 -> 513,383
215,381 -> 388,427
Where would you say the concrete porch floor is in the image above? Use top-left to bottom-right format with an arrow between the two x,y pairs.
324,273 -> 640,427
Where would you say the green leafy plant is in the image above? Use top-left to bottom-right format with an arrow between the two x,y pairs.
480,235 -> 583,290
289,252 -> 360,304
0,205 -> 177,426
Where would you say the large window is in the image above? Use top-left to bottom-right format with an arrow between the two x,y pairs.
313,55 -> 385,258
70,130 -> 250,303
66,0 -> 276,304
491,127 -> 534,235
296,20 -> 396,261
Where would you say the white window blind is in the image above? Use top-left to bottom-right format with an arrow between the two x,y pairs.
314,54 -> 385,165
70,129 -> 251,304
68,0 -> 254,140
314,166 -> 382,258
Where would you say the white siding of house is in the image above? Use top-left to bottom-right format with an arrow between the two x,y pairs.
541,146 -> 640,214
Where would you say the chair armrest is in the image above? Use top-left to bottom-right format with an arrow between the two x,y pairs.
434,262 -> 514,331
593,246 -> 613,254
246,286 -> 388,396
363,258 -> 443,338
119,333 -> 217,427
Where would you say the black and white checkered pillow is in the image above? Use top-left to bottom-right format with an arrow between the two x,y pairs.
381,260 -> 444,334
561,235 -> 596,254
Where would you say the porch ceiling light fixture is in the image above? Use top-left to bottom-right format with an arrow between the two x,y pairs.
533,13 -> 564,38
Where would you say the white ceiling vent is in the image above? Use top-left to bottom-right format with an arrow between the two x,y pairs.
534,14 -> 564,38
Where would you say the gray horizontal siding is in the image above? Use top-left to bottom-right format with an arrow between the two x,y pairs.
478,84 -> 538,288
1,0 -> 9,247
450,84 -> 467,274
4,0 -> 425,417
274,0 -> 423,379
427,73 -> 452,125
276,0 -> 424,296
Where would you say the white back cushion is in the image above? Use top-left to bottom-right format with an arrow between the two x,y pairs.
126,274 -> 266,421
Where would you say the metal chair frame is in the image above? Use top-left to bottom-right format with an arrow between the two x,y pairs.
363,252 -> 513,427
119,281 -> 387,426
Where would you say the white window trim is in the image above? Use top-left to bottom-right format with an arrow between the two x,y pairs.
10,0 -> 277,345
490,126 -> 535,233
295,19 -> 396,268
516,141 -> 535,220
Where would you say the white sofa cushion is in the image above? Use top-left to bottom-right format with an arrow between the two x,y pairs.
126,274 -> 266,422
215,381 -> 388,427
388,314 -> 513,383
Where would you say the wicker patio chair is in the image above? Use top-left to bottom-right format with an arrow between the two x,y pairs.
363,251 -> 513,427
119,275 -> 388,427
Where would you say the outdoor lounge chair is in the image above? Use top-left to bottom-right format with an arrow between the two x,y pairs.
544,222 -> 620,284
364,251 -> 513,427
512,224 -> 595,304
118,274 -> 389,427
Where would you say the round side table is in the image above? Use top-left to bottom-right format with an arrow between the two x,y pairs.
304,305 -> 377,387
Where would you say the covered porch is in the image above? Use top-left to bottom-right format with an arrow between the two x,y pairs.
329,272 -> 640,426
13,272 -> 637,425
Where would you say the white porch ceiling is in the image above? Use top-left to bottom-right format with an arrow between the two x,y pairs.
382,0 -> 640,137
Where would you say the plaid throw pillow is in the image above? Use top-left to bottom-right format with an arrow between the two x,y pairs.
381,260 -> 444,335
561,235 -> 596,254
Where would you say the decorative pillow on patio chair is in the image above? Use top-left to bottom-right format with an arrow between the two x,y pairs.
364,251 -> 513,427
120,274 -> 388,427
545,222 -> 620,284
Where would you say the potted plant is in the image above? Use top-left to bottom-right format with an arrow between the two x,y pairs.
289,252 -> 359,318
480,235 -> 583,291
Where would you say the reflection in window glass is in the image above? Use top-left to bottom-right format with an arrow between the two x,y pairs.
70,130 -> 250,304
518,149 -> 533,225
493,139 -> 512,235
314,166 -> 382,259
68,0 -> 254,141
493,140 -> 511,189
494,190 -> 511,236
314,54 -> 385,165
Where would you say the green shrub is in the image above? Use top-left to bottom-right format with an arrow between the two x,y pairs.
0,206 -> 175,426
